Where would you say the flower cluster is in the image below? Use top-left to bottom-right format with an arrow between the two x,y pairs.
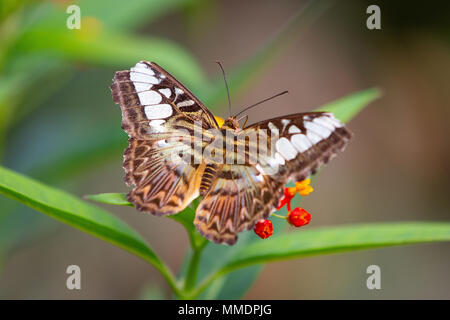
277,179 -> 314,211
254,179 -> 313,240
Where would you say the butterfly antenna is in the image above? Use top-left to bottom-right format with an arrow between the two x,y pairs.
215,61 -> 232,118
234,90 -> 289,118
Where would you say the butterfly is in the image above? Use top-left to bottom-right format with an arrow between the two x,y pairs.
110,61 -> 352,245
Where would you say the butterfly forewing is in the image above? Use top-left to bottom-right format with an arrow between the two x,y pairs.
111,61 -> 218,139
111,61 -> 216,215
243,112 -> 352,181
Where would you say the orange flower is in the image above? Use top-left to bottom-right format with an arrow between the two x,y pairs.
287,207 -> 311,227
277,179 -> 313,211
254,219 -> 273,239
294,179 -> 314,196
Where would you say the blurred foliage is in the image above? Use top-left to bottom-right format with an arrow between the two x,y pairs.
3,84 -> 445,299
0,0 -> 448,300
2,88 -> 450,298
3,159 -> 450,298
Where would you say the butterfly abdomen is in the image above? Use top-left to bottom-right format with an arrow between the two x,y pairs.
200,163 -> 219,195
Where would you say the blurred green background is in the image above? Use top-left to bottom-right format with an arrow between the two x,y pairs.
0,0 -> 449,299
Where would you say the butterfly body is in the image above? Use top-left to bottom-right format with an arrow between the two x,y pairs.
111,61 -> 352,245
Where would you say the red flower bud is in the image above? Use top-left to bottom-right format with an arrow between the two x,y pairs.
254,219 -> 273,239
287,207 -> 311,227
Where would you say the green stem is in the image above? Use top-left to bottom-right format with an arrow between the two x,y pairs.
183,240 -> 208,293
183,249 -> 202,292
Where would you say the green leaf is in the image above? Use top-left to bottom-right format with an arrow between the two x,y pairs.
15,30 -> 207,91
76,0 -> 196,31
85,192 -> 207,293
317,87 -> 382,123
191,222 -> 450,297
0,165 -> 181,296
228,222 -> 450,268
22,0 -> 195,32
169,201 -> 208,251
85,192 -> 206,250
84,192 -> 132,206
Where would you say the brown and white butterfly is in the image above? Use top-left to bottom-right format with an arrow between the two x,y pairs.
110,61 -> 352,245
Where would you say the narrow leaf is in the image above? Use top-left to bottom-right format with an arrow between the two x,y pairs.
227,223 -> 450,268
84,192 -> 132,206
85,192 -> 206,250
317,87 -> 382,123
193,222 -> 450,297
0,166 -> 180,293
16,30 -> 207,91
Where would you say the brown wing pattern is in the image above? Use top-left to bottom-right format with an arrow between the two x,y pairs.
194,112 -> 352,245
111,61 -> 216,215
111,61 -> 218,140
124,138 -> 205,215
195,164 -> 283,245
246,112 -> 352,182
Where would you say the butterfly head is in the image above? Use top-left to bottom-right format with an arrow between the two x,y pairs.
222,117 -> 240,131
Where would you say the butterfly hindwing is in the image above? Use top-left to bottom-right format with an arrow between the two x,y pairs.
195,164 -> 283,245
124,138 -> 205,215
